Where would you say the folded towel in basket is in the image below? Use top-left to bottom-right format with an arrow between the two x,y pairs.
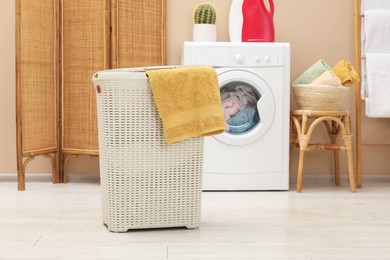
293,59 -> 332,85
146,66 -> 225,144
332,60 -> 360,87
311,70 -> 342,87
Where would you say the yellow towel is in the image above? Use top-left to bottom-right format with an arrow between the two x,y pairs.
332,60 -> 360,86
146,66 -> 225,144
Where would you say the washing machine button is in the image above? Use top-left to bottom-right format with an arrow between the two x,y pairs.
234,53 -> 245,64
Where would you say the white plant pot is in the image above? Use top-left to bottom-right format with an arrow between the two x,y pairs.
193,24 -> 217,42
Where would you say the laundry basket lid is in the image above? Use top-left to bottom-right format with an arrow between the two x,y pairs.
92,66 -> 176,82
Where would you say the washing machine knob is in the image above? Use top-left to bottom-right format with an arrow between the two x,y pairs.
254,55 -> 261,63
264,55 -> 271,63
234,53 -> 245,64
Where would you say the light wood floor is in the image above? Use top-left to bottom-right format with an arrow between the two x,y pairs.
1,174 -> 390,260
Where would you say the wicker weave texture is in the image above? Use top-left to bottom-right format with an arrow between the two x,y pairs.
113,0 -> 165,68
61,0 -> 109,153
19,0 -> 57,153
93,71 -> 203,232
292,84 -> 350,111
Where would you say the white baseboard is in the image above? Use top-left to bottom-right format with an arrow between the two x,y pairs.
2,172 -> 390,184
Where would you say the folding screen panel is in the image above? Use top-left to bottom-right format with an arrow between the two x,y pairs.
16,0 -> 59,190
111,0 -> 166,68
61,0 -> 110,155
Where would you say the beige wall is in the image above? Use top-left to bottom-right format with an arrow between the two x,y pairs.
1,0 -> 389,177
0,1 -> 17,173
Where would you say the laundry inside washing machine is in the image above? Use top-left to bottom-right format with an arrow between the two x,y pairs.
221,81 -> 261,134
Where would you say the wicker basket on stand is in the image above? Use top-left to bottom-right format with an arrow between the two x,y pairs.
92,68 -> 204,232
292,84 -> 350,111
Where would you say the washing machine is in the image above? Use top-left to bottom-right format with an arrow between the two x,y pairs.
182,42 -> 290,190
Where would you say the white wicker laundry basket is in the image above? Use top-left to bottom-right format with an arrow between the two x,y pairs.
92,68 -> 204,232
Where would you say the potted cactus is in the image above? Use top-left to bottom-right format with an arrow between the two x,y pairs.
193,3 -> 217,42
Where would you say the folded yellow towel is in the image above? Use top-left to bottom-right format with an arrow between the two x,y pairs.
146,66 -> 225,144
332,60 -> 360,86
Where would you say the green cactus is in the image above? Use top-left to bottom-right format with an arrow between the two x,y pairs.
194,3 -> 216,24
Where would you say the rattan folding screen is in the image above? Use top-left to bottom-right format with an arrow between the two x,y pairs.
16,0 -> 166,190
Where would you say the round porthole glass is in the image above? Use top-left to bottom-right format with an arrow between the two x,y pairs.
220,81 -> 261,135
215,69 -> 276,146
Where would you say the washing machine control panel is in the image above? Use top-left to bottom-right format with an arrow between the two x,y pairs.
182,42 -> 289,68
231,47 -> 282,67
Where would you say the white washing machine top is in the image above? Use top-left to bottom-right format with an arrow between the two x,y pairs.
182,41 -> 289,68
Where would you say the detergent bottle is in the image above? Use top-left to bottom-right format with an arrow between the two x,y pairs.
242,0 -> 275,42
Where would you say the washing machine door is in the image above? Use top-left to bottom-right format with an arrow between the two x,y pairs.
215,69 -> 275,146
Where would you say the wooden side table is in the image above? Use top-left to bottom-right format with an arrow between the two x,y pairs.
290,110 -> 357,192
